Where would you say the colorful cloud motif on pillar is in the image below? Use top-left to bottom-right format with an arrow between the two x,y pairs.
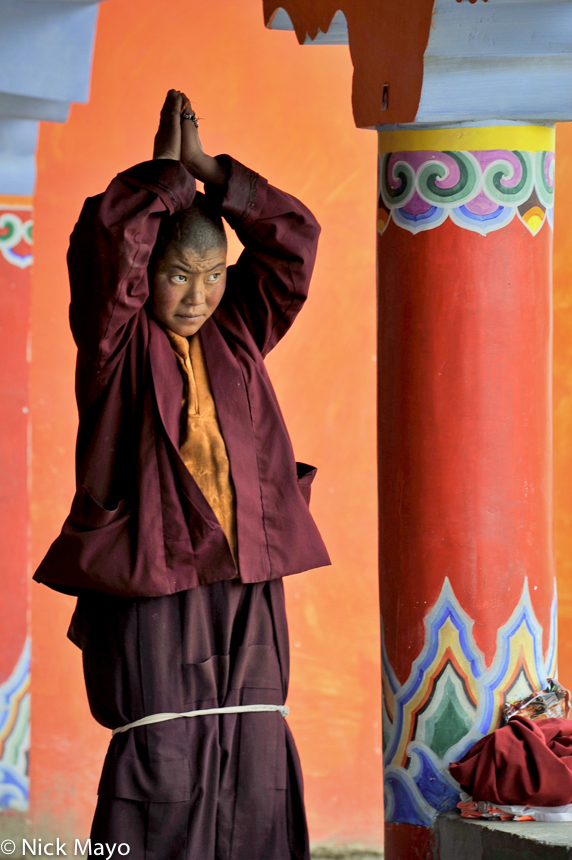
0,212 -> 33,269
382,578 -> 557,826
378,150 -> 555,237
0,639 -> 30,811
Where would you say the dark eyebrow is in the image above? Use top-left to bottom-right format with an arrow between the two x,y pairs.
171,261 -> 226,274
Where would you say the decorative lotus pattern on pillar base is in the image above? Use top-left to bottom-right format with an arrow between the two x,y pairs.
382,578 -> 557,826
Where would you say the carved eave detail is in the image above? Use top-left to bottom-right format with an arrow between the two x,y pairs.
264,0 -> 572,130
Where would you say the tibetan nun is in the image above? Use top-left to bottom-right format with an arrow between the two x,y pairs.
34,89 -> 330,860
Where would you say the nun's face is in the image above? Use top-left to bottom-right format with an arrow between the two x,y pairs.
152,243 -> 227,336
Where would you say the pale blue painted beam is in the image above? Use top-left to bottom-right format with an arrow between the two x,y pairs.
427,1 -> 572,58
417,0 -> 572,123
0,120 -> 38,196
0,1 -> 99,103
492,0 -> 572,4
417,57 -> 572,123
0,0 -> 103,194
0,92 -> 69,123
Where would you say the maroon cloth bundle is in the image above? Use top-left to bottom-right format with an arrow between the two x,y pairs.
450,717 -> 572,806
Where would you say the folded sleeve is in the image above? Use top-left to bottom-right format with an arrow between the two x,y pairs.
215,155 -> 321,357
68,159 -> 196,372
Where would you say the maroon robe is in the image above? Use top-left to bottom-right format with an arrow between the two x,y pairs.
33,156 -> 330,597
69,579 -> 308,860
34,158 -> 329,857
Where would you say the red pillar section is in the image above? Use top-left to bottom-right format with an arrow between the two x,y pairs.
377,126 -> 556,852
0,196 -> 32,811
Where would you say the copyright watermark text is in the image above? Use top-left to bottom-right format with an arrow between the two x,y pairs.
0,841 -> 130,858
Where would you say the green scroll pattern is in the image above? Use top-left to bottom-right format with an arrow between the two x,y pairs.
379,149 -> 555,237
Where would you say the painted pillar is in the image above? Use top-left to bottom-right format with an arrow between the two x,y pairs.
0,195 -> 33,812
377,126 -> 556,857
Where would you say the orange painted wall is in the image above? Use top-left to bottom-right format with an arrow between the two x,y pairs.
30,0 -> 380,847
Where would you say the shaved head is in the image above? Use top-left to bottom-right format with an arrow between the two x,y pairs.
152,191 -> 227,267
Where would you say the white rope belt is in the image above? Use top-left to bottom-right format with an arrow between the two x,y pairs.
112,704 -> 289,737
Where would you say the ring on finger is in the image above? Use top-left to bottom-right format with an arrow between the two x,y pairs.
182,112 -> 199,129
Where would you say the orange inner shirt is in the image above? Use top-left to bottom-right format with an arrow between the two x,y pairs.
167,330 -> 238,562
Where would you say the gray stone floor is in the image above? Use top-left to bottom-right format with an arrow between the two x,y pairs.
311,846 -> 383,859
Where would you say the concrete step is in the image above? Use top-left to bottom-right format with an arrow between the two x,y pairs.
435,812 -> 572,860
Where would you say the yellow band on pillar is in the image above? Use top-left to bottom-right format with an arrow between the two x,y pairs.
0,195 -> 33,210
378,125 -> 555,154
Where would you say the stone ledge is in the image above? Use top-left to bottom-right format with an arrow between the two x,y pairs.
435,811 -> 572,860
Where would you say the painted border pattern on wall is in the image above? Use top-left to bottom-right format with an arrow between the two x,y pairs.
378,150 -> 555,237
382,578 -> 557,826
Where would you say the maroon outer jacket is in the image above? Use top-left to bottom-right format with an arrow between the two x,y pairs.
33,156 -> 331,597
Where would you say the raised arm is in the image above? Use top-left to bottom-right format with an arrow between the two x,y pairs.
68,91 -> 196,372
178,98 -> 321,357
218,159 -> 320,357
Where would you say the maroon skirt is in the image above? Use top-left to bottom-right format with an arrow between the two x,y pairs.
68,579 -> 309,860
